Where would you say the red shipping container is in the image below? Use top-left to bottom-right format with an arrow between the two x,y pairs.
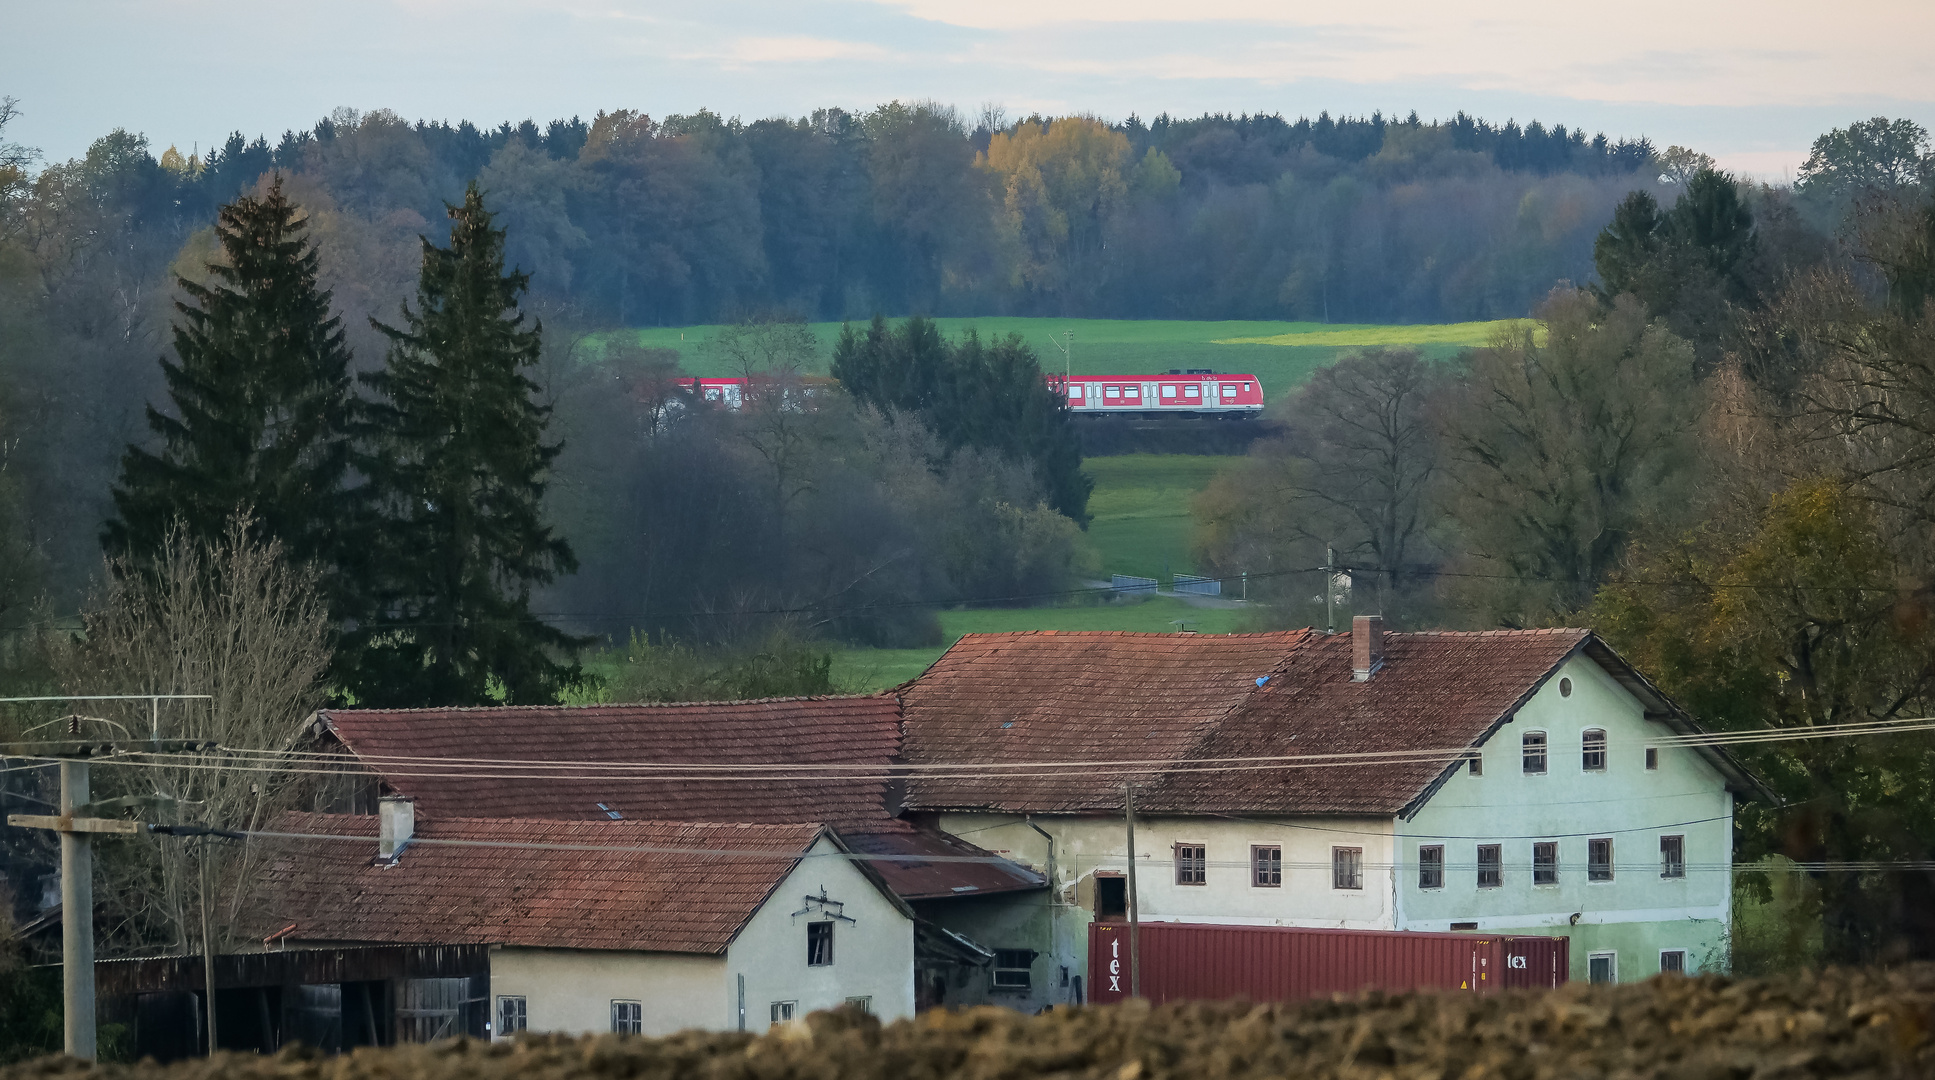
1088,922 -> 1567,1005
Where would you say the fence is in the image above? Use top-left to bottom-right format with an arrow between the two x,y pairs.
1110,575 -> 1158,594
1172,574 -> 1222,596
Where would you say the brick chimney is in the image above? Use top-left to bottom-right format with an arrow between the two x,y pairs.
379,794 -> 415,860
1351,615 -> 1384,682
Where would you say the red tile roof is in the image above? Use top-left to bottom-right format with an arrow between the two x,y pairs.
897,631 -> 1313,813
899,627 -> 1752,816
311,697 -> 1047,902
258,813 -> 830,954
1151,629 -> 1589,814
315,697 -> 902,830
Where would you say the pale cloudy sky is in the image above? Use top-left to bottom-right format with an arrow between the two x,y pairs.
11,0 -> 1934,179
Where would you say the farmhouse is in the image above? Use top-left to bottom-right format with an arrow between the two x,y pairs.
895,618 -> 1766,1009
96,809 -> 914,1057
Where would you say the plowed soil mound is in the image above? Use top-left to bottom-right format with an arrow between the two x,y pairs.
12,967 -> 1935,1080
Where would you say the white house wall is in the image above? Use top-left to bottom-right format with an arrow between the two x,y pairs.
724,835 -> 917,1028
931,812 -> 1397,1009
489,947 -> 724,1037
1397,653 -> 1734,976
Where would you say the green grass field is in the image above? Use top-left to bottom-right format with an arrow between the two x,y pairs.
603,317 -> 1517,403
1083,454 -> 1237,581
830,595 -> 1256,691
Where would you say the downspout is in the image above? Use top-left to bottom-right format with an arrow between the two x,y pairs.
1024,816 -> 1057,1000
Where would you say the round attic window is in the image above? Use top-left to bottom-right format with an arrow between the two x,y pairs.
1559,677 -> 1573,698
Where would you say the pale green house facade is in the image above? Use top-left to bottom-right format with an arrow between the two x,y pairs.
1395,650 -> 1744,982
900,622 -> 1764,1008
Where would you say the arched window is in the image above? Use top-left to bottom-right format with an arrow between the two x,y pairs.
1582,729 -> 1607,771
1522,731 -> 1547,774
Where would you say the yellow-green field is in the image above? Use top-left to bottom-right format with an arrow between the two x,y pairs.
602,317 -> 1515,402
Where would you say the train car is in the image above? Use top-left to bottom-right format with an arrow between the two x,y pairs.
674,377 -> 747,408
1057,370 -> 1265,415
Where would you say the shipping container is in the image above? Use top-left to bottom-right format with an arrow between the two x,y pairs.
1088,922 -> 1566,1005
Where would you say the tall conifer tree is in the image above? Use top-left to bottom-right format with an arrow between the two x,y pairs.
107,174 -> 357,581
353,183 -> 581,707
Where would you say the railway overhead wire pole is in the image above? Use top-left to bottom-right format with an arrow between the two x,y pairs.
2,693 -> 214,1060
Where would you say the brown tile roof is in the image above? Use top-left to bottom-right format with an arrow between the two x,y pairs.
1149,629 -> 1589,814
314,697 -> 902,830
257,813 -> 828,954
312,697 -> 1048,903
897,631 -> 1313,813
898,627 -> 1755,816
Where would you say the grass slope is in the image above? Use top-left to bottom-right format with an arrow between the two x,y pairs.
1083,454 -> 1237,581
606,318 -> 1508,402
830,595 -> 1255,691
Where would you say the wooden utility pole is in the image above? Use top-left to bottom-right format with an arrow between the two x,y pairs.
1124,781 -> 1141,999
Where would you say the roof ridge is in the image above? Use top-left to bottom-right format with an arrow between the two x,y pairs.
950,629 -> 1311,640
319,693 -> 896,716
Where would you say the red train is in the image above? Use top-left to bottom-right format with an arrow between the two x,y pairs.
1056,370 -> 1265,415
674,371 -> 1266,416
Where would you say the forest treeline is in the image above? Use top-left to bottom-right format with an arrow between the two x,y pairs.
0,96 -> 1714,607
1195,117 -> 1935,965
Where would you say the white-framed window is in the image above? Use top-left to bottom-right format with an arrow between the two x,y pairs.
1532,841 -> 1558,885
1659,949 -> 1687,975
1418,845 -> 1444,889
1332,847 -> 1363,890
1588,952 -> 1617,984
1184,385 -> 1201,398
1660,834 -> 1685,878
807,921 -> 834,966
1476,844 -> 1502,888
844,995 -> 873,1013
1522,731 -> 1548,774
1175,843 -> 1207,885
496,995 -> 526,1036
1220,384 -> 1238,398
1252,845 -> 1282,887
993,949 -> 1034,989
611,1000 -> 642,1034
1160,384 -> 1177,398
1104,386 -> 1122,399
1582,729 -> 1607,771
1588,837 -> 1614,881
1123,385 -> 1141,399
769,1001 -> 797,1025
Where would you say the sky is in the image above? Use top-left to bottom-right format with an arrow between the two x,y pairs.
10,0 -> 1934,180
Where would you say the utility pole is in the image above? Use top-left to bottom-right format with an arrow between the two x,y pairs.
1325,545 -> 1337,635
1124,781 -> 1141,999
58,753 -> 95,1060
200,836 -> 218,1053
4,726 -> 216,1061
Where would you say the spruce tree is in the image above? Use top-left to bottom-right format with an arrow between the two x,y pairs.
106,174 -> 357,581
353,182 -> 582,707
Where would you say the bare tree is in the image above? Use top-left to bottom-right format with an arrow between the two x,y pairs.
66,514 -> 331,955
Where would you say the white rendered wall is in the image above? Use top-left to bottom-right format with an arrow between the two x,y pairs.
724,835 -> 917,1029
489,947 -> 723,1037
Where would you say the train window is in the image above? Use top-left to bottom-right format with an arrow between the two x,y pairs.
1160,385 -> 1176,397
1123,386 -> 1141,399
1184,385 -> 1200,398
1221,384 -> 1238,397
1067,385 -> 1083,400
1104,386 -> 1121,399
